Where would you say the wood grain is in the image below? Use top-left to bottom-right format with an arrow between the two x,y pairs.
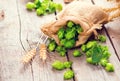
0,0 -> 33,81
57,0 -> 120,81
67,29 -> 120,81
65,1 -> 112,80
17,0 -> 71,81
105,20 -> 120,59
0,0 -> 120,81
93,0 -> 120,59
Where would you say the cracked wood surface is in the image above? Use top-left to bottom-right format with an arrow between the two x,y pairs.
17,0 -> 70,81
94,0 -> 120,60
62,0 -> 120,81
0,0 -> 120,81
0,0 -> 33,81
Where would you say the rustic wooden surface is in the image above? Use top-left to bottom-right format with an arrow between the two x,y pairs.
0,0 -> 120,81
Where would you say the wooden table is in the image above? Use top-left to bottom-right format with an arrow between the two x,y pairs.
0,0 -> 120,81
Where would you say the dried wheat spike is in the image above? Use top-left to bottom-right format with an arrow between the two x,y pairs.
39,44 -> 47,62
22,48 -> 36,63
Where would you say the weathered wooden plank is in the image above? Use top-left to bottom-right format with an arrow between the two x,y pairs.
105,20 -> 120,59
0,0 -> 33,81
92,1 -> 120,81
53,0 -> 106,81
97,29 -> 120,81
67,29 -> 120,81
17,0 -> 69,81
1,0 -> 119,81
55,1 -> 98,81
53,0 -> 120,81
67,0 -> 120,81
93,0 -> 120,59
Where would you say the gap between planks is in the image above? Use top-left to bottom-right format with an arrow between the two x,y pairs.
17,0 -> 120,81
53,0 -> 76,80
53,0 -> 94,81
93,0 -> 120,61
0,0 -> 34,81
104,27 -> 120,61
16,0 -> 35,81
18,0 -> 70,81
57,0 -> 120,81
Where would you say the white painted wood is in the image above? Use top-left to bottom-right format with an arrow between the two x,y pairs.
0,0 -> 33,81
17,0 -> 71,81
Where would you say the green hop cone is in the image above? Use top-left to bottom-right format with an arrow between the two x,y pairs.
86,57 -> 93,64
67,21 -> 74,28
48,40 -> 56,52
60,39 -> 66,46
81,44 -> 87,52
64,70 -> 74,80
52,60 -> 65,70
36,8 -> 44,16
63,61 -> 72,68
73,50 -> 81,57
100,59 -> 108,67
86,49 -> 92,57
86,41 -> 97,49
26,2 -> 36,10
63,39 -> 75,49
59,51 -> 66,57
105,63 -> 114,72
98,35 -> 106,42
55,4 -> 62,11
57,28 -> 65,40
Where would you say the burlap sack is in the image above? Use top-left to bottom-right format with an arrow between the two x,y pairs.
41,1 -> 108,47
